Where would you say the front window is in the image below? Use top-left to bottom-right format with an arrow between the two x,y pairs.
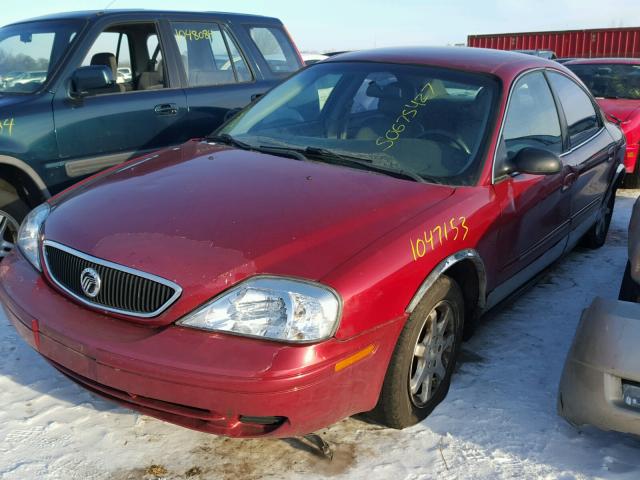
219,62 -> 499,186
0,20 -> 80,93
567,63 -> 640,100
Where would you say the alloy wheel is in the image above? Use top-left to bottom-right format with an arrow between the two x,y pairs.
409,300 -> 456,407
0,210 -> 19,259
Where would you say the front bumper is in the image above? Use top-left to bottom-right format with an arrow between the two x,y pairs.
558,297 -> 640,436
0,252 -> 404,438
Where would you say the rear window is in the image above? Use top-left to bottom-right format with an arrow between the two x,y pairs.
172,22 -> 252,86
247,26 -> 300,75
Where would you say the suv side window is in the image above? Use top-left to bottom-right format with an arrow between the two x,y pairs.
547,71 -> 601,147
172,22 -> 252,87
498,71 -> 563,174
82,31 -> 132,91
80,23 -> 167,95
247,26 -> 299,75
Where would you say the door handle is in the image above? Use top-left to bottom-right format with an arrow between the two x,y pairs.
562,172 -> 577,192
154,103 -> 178,116
607,146 -> 616,162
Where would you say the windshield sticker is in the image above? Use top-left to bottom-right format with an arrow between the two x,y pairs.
0,118 -> 15,136
410,216 -> 469,261
174,29 -> 214,41
376,83 -> 435,151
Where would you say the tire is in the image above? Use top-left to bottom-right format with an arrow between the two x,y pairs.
619,261 -> 640,303
0,180 -> 30,260
371,275 -> 464,429
582,187 -> 615,249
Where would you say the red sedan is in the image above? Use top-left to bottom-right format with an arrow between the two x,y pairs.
0,47 -> 625,438
565,58 -> 640,186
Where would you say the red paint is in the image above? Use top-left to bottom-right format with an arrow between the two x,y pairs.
0,48 -> 624,437
31,319 -> 40,351
468,27 -> 640,58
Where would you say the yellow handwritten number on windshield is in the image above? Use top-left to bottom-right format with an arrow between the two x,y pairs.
376,83 -> 435,151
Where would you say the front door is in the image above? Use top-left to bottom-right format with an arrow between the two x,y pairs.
493,71 -> 571,292
52,21 -> 187,187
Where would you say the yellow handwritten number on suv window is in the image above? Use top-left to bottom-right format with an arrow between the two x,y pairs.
175,29 -> 214,41
376,83 -> 435,151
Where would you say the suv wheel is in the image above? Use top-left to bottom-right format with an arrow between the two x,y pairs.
371,275 -> 464,429
0,181 -> 30,259
0,209 -> 20,259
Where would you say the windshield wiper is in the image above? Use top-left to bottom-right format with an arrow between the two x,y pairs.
302,147 -> 428,183
256,145 -> 307,160
207,133 -> 253,150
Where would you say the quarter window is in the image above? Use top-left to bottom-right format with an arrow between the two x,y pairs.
548,72 -> 600,147
172,22 -> 251,86
248,26 -> 300,74
500,71 -> 563,172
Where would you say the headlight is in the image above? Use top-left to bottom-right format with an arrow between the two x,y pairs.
17,203 -> 50,271
177,277 -> 341,343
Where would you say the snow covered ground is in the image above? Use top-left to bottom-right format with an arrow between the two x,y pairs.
2,191 -> 640,480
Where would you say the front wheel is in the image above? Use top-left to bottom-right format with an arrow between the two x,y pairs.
371,275 -> 464,429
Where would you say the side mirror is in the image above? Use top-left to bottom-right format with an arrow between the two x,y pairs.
505,147 -> 562,176
71,65 -> 114,96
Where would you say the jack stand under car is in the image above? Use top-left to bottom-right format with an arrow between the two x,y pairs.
558,297 -> 640,436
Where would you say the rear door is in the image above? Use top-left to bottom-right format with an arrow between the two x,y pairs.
546,70 -> 618,246
52,18 -> 188,184
166,20 -> 276,138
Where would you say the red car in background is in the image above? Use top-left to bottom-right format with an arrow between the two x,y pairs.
566,58 -> 640,186
0,48 -> 625,438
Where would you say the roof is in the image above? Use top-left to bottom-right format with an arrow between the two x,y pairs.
564,57 -> 640,66
325,46 -> 560,76
5,9 -> 280,26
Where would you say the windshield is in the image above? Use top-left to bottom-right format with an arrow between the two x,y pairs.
567,63 -> 640,100
219,62 -> 499,185
0,20 -> 81,94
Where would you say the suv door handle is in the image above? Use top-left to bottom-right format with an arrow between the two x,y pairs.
154,103 -> 178,116
607,146 -> 616,162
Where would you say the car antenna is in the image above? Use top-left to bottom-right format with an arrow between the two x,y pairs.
104,0 -> 118,8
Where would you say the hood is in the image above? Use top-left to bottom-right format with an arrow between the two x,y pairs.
44,140 -> 454,324
596,98 -> 640,123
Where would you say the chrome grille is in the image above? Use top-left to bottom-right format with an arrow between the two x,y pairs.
43,241 -> 181,318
